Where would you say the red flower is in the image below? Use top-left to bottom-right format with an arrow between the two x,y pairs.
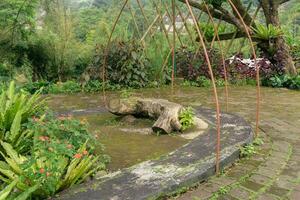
39,168 -> 45,174
74,153 -> 82,159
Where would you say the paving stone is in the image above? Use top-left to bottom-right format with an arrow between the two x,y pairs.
273,175 -> 297,190
241,180 -> 264,192
249,174 -> 272,185
226,166 -> 251,179
256,193 -> 279,200
176,189 -> 212,200
256,167 -> 278,178
261,159 -> 284,169
210,176 -> 236,187
202,182 -> 222,193
266,185 -> 290,197
272,151 -> 289,160
290,190 -> 300,200
228,186 -> 253,199
216,194 -> 238,200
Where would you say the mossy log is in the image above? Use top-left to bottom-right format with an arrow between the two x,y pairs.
108,98 -> 184,134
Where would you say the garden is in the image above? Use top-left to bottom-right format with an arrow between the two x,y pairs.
0,0 -> 300,199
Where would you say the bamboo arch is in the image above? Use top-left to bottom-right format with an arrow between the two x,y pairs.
100,0 -> 261,174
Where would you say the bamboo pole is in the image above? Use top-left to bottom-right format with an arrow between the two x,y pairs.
184,0 -> 222,174
204,3 -> 229,112
101,0 -> 129,106
228,0 -> 261,138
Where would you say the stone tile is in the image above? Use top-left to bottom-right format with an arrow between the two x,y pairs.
272,141 -> 290,153
266,185 -> 290,197
177,189 -> 212,200
261,160 -> 284,169
273,175 -> 297,190
226,167 -> 250,180
249,174 -> 272,185
216,194 -> 238,200
201,182 -> 221,193
290,190 -> 300,200
228,186 -> 252,199
256,167 -> 278,178
210,177 -> 236,187
241,180 -> 264,192
256,193 -> 279,200
272,151 -> 289,160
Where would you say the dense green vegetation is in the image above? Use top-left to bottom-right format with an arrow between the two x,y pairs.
0,82 -> 108,199
0,0 -> 299,198
0,0 -> 299,92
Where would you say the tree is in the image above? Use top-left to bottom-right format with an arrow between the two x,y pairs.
177,0 -> 297,75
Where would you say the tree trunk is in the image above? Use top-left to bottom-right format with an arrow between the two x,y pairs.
261,0 -> 297,75
108,97 -> 184,134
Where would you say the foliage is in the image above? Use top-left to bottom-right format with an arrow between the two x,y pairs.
83,80 -> 102,93
145,34 -> 171,85
179,107 -> 195,131
92,40 -> 150,88
48,81 -> 82,94
120,89 -> 133,99
262,74 -> 300,89
240,138 -> 264,158
0,81 -> 46,153
225,54 -> 275,80
0,81 -> 108,199
22,81 -> 51,94
176,47 -> 223,81
240,143 -> 256,158
253,24 -> 284,41
200,23 -> 226,40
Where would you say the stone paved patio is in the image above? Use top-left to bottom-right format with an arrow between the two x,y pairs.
48,86 -> 300,200
169,87 -> 300,200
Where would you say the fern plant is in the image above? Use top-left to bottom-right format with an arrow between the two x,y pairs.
0,81 -> 46,153
0,141 -> 103,199
252,24 -> 283,40
179,107 -> 195,131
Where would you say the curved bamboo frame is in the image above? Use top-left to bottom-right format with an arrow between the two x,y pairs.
101,0 -> 261,174
228,0 -> 261,138
183,0 -> 222,174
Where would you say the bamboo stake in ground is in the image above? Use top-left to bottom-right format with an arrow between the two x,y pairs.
184,0 -> 222,174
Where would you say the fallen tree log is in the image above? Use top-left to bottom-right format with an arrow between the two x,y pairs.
108,98 -> 184,134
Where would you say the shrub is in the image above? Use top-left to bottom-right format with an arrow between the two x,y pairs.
83,80 -> 102,93
262,74 -> 300,89
0,81 -> 46,153
49,81 -> 82,94
179,107 -> 195,131
22,81 -> 51,94
225,54 -> 275,80
91,40 -> 150,88
0,81 -> 108,199
176,47 -> 223,81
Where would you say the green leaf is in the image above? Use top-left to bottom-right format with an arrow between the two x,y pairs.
0,179 -> 18,200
